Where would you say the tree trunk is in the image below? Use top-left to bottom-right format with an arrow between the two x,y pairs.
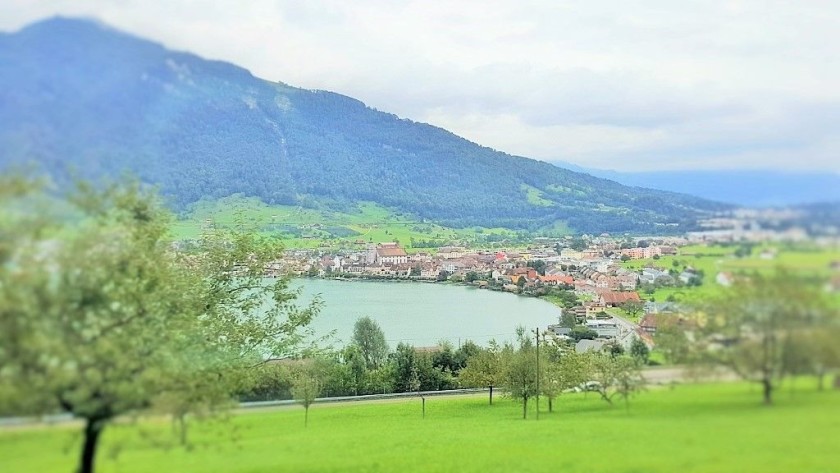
489,385 -> 493,405
178,414 -> 188,446
522,397 -> 528,419
762,378 -> 773,405
78,417 -> 105,473
305,406 -> 309,427
548,397 -> 553,413
817,368 -> 825,391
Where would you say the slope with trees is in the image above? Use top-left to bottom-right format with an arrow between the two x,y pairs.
0,17 -> 730,234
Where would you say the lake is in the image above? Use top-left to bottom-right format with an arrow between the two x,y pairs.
292,279 -> 561,347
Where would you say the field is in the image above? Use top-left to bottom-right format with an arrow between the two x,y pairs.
171,195 -> 521,250
3,381 -> 839,473
622,243 -> 840,305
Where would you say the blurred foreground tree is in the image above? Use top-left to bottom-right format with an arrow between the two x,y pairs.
0,176 -> 320,473
690,271 -> 835,404
590,354 -> 645,407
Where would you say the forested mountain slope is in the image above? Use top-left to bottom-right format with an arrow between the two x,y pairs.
0,17 -> 729,233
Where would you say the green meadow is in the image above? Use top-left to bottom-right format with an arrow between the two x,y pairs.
171,195 -> 520,250
3,381 -> 839,473
622,243 -> 840,305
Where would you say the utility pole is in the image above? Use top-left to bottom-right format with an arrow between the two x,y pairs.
535,327 -> 540,421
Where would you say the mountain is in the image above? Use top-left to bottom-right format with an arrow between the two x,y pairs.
551,163 -> 840,207
0,17 -> 730,233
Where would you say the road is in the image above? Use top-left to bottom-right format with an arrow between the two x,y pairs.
609,311 -> 640,350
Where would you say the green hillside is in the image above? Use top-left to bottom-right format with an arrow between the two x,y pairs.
0,17 -> 730,234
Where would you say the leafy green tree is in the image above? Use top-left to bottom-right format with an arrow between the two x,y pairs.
394,343 -> 418,392
459,342 -> 507,404
559,311 -> 577,329
0,178 -> 320,473
539,343 -> 590,413
590,354 -> 645,407
453,340 -> 481,372
630,338 -> 651,365
691,271 -> 830,404
290,363 -> 322,427
569,327 -> 598,341
527,259 -> 546,276
501,329 -> 539,419
351,316 -> 389,370
803,329 -> 840,390
623,300 -> 644,318
653,316 -> 692,364
504,345 -> 538,419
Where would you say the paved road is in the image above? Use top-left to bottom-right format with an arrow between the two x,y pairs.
609,312 -> 640,349
642,365 -> 737,384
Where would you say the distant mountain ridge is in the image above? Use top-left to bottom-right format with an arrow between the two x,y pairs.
0,17 -> 730,233
551,162 -> 840,207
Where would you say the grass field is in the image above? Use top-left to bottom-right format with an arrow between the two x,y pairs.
3,381 -> 839,473
170,195 -> 521,250
622,243 -> 840,305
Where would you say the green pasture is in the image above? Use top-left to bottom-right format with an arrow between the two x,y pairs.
170,196 -> 519,251
623,243 -> 840,305
3,381 -> 839,473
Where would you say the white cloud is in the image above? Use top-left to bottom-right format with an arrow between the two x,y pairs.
2,0 -> 839,172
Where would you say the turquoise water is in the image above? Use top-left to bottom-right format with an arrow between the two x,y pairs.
293,279 -> 561,347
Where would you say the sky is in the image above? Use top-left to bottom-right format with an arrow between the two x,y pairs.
2,0 -> 839,173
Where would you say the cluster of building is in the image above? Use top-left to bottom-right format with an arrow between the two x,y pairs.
277,238 -> 686,293
270,232 -> 839,356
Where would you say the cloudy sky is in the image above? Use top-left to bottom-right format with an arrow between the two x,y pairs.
3,1 -> 839,172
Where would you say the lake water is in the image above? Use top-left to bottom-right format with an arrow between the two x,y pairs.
292,279 -> 561,347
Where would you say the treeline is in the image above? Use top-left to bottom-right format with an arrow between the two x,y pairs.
244,318 -> 648,418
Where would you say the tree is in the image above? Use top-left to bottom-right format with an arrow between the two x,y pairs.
342,344 -> 367,395
612,357 -> 646,409
559,311 -> 577,329
541,346 -> 590,413
527,259 -> 546,276
0,178 -> 320,473
623,300 -> 645,318
654,316 -> 692,364
590,354 -> 645,407
459,342 -> 507,404
630,337 -> 651,365
690,271 -> 830,404
394,343 -> 418,392
504,346 -> 538,419
453,340 -> 481,373
351,316 -> 389,370
799,329 -> 840,390
290,363 -> 321,427
569,327 -> 598,341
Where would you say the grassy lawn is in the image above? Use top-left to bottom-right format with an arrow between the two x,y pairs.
3,381 -> 839,473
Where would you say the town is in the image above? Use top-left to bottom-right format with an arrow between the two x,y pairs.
268,227 -> 839,357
